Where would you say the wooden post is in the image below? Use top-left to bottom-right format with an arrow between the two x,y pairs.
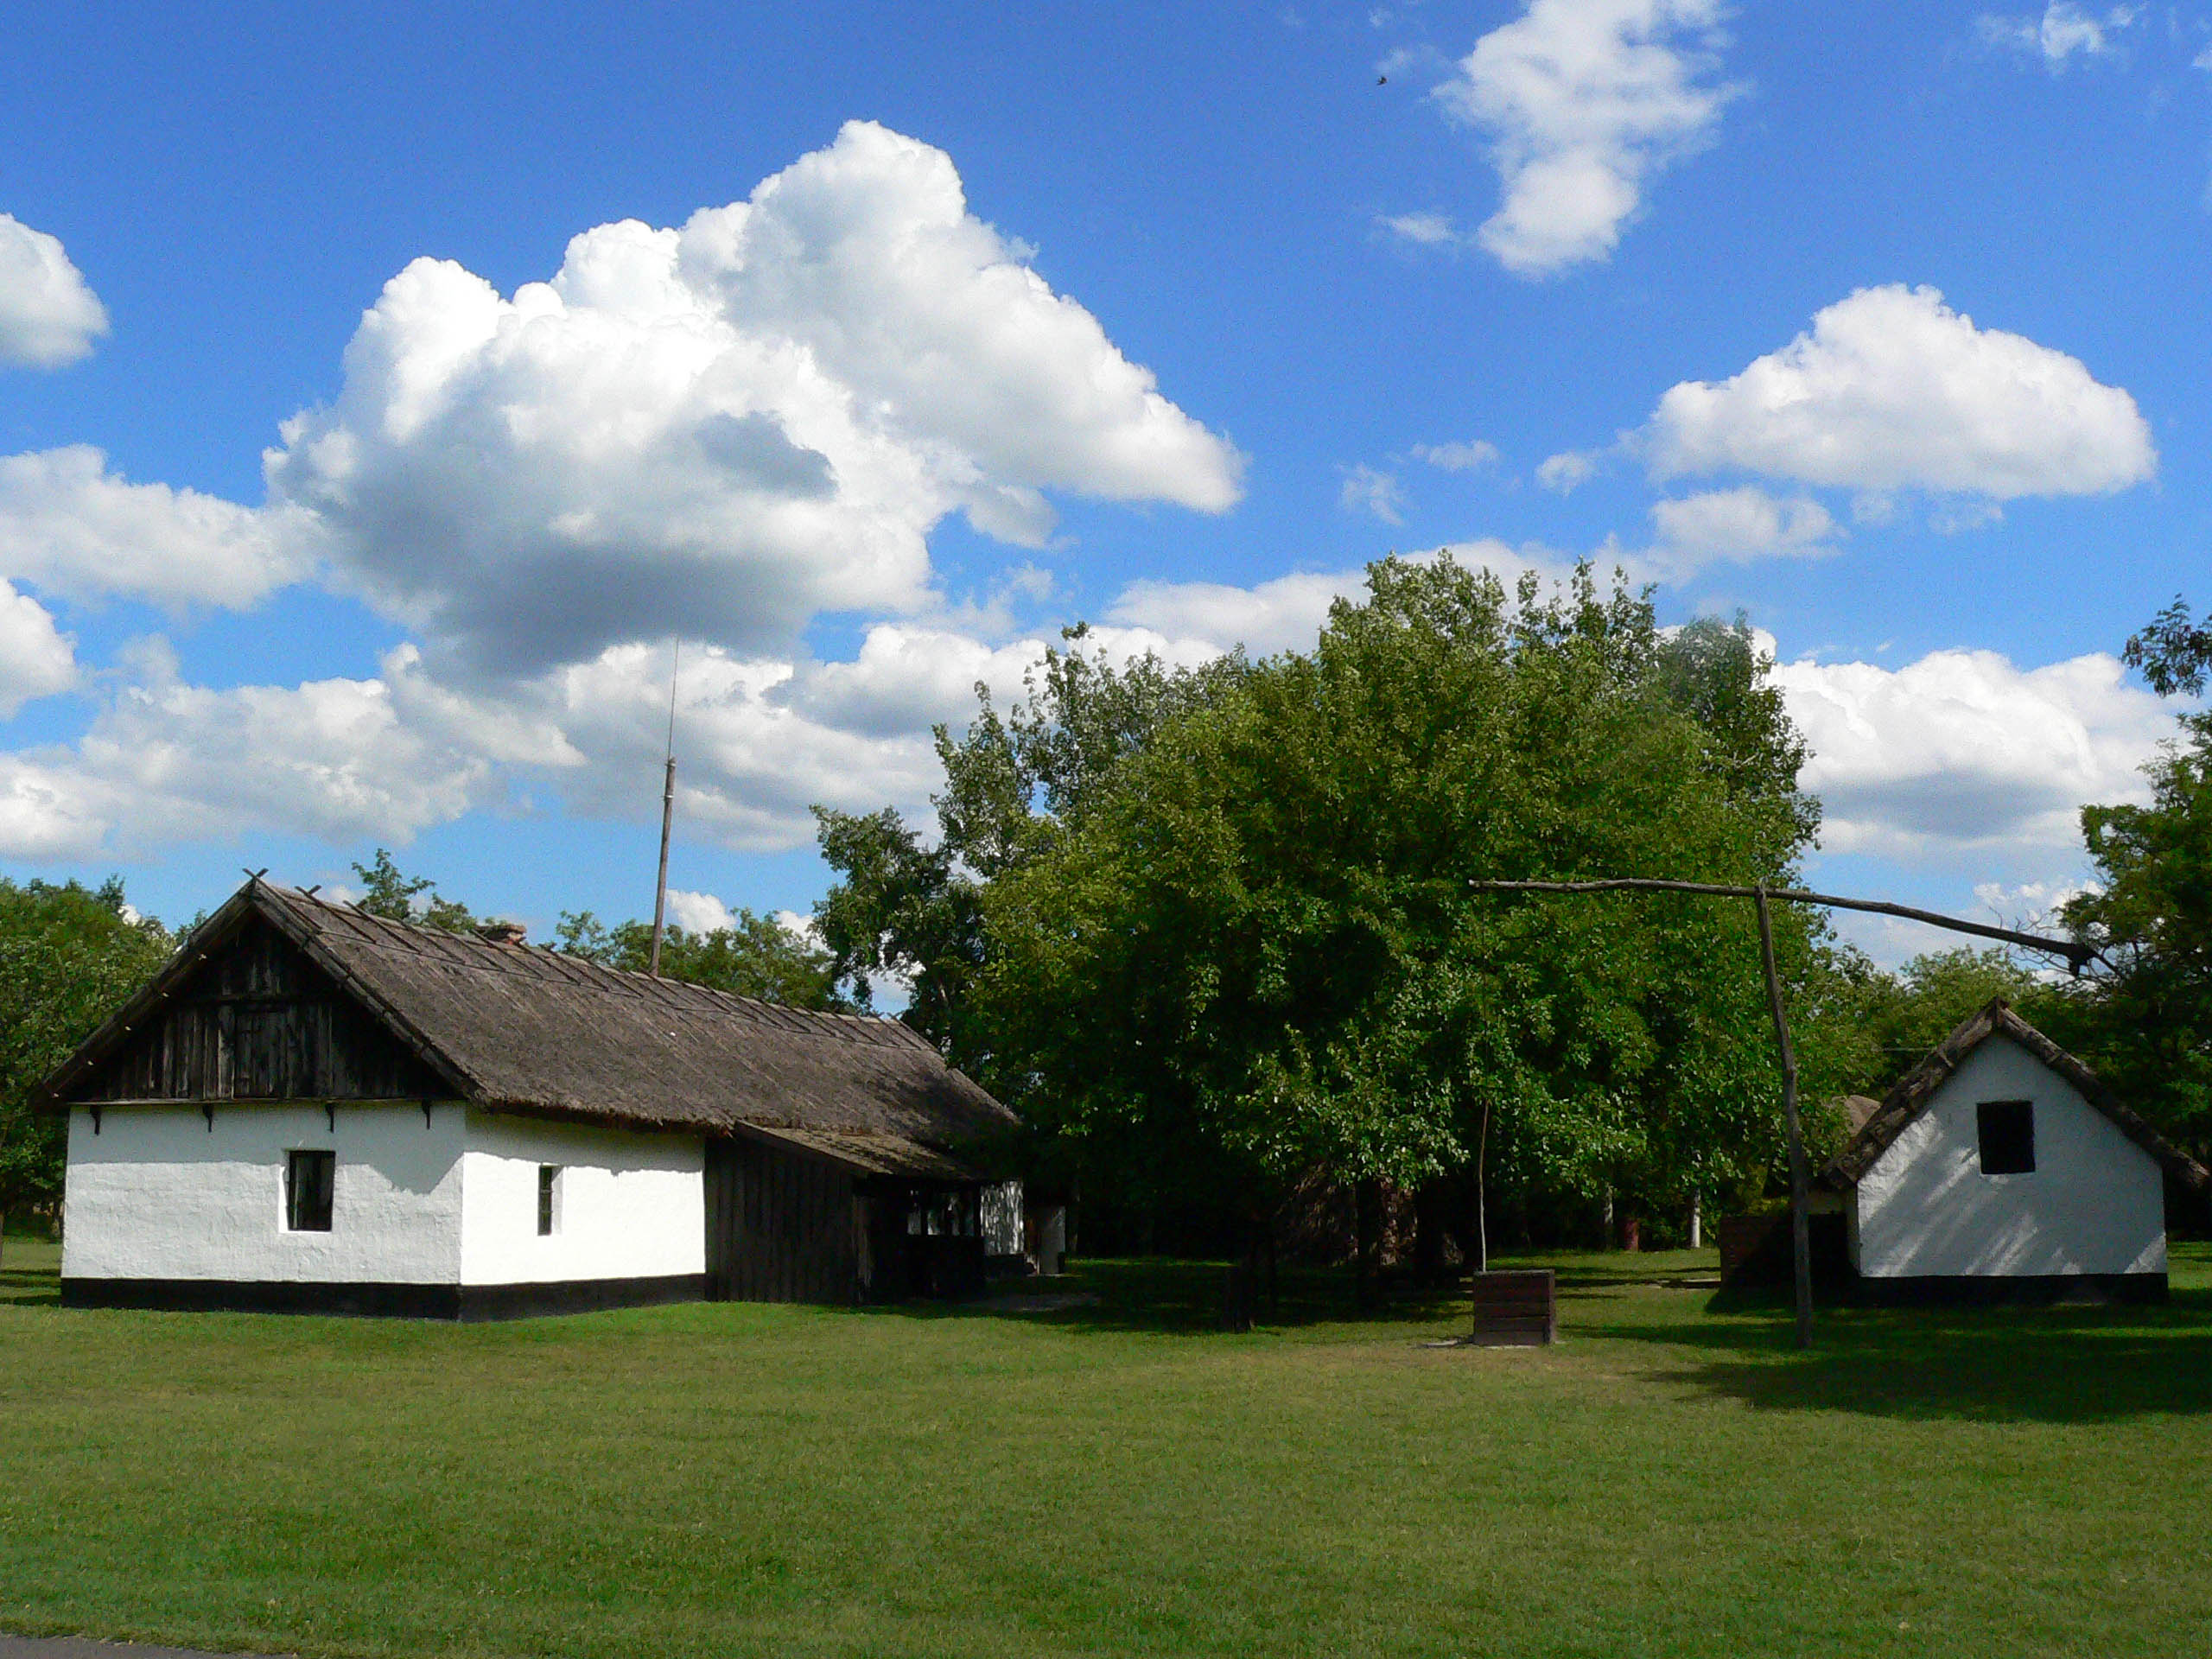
1465,874 -> 2097,1353
1474,1097 -> 1491,1275
1755,885 -> 1813,1351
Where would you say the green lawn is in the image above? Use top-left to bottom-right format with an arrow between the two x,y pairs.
5,1242 -> 2212,1659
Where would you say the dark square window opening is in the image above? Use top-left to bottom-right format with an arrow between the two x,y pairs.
286,1149 -> 335,1232
537,1165 -> 560,1236
1977,1100 -> 2036,1175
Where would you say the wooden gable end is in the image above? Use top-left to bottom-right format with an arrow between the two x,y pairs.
73,912 -> 448,1104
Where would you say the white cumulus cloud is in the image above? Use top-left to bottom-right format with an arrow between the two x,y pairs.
1435,0 -> 1737,276
1777,646 -> 2171,862
1977,4 -> 2139,66
1380,211 -> 1460,246
1643,284 -> 2154,500
1107,540 -> 1571,659
0,446 -> 310,609
664,888 -> 736,933
1339,463 -> 1407,524
0,215 -> 108,369
785,623 -> 1053,739
1644,486 -> 1838,578
263,119 -> 1241,674
0,581 -> 76,715
0,644 -> 537,860
1109,569 -> 1371,658
1413,438 -> 1502,472
1537,449 -> 1600,492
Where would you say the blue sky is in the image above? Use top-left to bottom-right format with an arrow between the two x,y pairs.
0,0 -> 2202,960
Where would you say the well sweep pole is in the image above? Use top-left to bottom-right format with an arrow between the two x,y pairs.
1755,884 -> 1813,1351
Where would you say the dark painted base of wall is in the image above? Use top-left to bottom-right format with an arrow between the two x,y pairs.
1846,1271 -> 2168,1307
60,1274 -> 707,1321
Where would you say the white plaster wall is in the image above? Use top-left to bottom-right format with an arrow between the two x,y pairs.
62,1103 -> 465,1283
1854,1035 -> 2166,1279
458,1109 -> 704,1285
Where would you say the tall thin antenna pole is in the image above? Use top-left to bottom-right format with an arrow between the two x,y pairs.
649,641 -> 680,977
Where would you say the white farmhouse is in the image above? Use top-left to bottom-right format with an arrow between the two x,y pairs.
1821,999 -> 2206,1303
42,878 -> 1020,1318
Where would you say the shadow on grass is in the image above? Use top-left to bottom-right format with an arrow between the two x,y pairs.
0,1259 -> 60,1307
861,1257 -> 1472,1336
1586,1282 -> 2212,1424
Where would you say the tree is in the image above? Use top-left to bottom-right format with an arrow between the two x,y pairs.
2027,595 -> 2212,1159
2125,596 -> 2212,696
812,629 -> 1246,1057
810,807 -> 977,1044
0,879 -> 172,1254
969,556 -> 1824,1285
2061,710 -> 2212,1148
1821,945 -> 2054,1092
554,908 -> 846,1008
350,849 -> 479,932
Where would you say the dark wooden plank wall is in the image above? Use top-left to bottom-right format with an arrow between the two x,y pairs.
704,1136 -> 861,1305
78,914 -> 445,1103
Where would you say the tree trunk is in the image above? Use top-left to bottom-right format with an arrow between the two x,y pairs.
1223,1209 -> 1257,1332
1688,1191 -> 1701,1250
1412,1181 -> 1447,1287
1264,1212 -> 1280,1316
1600,1186 -> 1614,1251
1353,1178 -> 1382,1312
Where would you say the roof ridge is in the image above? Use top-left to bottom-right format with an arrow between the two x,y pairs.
265,880 -> 906,1043
1822,996 -> 2207,1191
39,878 -> 1017,1146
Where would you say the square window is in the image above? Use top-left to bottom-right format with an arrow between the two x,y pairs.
538,1165 -> 561,1236
1977,1100 -> 2036,1175
286,1149 -> 334,1232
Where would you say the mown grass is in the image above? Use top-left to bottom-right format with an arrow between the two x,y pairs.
4,1241 -> 2212,1658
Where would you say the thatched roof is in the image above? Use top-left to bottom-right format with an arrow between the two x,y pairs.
1821,998 -> 2206,1192
42,879 -> 1015,1154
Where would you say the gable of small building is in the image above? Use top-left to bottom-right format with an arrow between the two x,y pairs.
1852,1033 -> 2165,1280
1822,999 -> 2207,1295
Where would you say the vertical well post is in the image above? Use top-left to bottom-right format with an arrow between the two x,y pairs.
1755,884 -> 1813,1350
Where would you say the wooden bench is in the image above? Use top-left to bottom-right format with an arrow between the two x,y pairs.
1465,1268 -> 1556,1345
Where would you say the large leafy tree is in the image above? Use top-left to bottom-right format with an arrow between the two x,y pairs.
812,628 -> 1246,1055
0,879 -> 172,1249
2061,705 -> 2212,1148
969,557 -> 1824,1274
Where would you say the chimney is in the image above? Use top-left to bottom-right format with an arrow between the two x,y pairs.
477,920 -> 528,946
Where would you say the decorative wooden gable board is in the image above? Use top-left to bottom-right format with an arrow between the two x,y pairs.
74,912 -> 447,1103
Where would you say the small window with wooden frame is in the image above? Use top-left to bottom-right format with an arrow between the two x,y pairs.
285,1149 -> 335,1232
537,1165 -> 562,1236
1977,1100 -> 2036,1176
